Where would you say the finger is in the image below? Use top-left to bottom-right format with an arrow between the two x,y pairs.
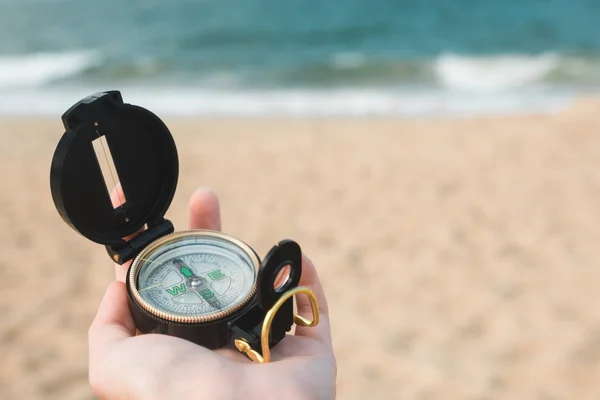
89,281 -> 136,356
189,187 -> 222,230
110,184 -> 144,282
113,260 -> 132,283
294,254 -> 332,344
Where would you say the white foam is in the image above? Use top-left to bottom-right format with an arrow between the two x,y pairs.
434,53 -> 560,92
0,51 -> 101,89
0,86 -> 573,117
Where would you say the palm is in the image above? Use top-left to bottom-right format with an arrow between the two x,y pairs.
88,188 -> 336,400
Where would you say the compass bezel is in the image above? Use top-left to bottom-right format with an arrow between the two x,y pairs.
128,229 -> 260,324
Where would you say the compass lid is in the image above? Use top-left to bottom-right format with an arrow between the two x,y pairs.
50,91 -> 179,249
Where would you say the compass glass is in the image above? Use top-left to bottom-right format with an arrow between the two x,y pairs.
132,232 -> 259,319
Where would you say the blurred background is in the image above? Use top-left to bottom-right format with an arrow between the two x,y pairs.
1,0 -> 600,116
1,0 -> 600,399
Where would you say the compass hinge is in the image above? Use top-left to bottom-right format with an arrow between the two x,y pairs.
228,299 -> 294,357
106,219 -> 174,264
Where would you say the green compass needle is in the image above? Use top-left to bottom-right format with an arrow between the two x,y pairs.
173,258 -> 194,278
180,265 -> 194,278
169,258 -> 223,309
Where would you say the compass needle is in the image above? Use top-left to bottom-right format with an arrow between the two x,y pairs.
180,265 -> 193,278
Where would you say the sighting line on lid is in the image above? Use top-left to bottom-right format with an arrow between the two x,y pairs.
93,121 -> 128,221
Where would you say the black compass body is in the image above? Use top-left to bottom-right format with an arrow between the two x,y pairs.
49,91 -> 316,361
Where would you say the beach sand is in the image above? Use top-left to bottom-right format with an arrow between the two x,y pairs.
1,100 -> 600,399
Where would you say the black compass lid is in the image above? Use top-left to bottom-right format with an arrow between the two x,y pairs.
50,91 -> 178,261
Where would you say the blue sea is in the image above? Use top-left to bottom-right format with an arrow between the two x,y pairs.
0,0 -> 599,116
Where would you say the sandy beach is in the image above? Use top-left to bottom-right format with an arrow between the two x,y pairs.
2,99 -> 600,399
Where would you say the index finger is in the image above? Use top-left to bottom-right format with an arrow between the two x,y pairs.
89,281 -> 136,353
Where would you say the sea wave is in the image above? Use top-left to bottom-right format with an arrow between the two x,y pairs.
434,53 -> 560,92
1,50 -> 599,92
0,51 -> 101,89
0,51 -> 598,116
434,53 -> 600,92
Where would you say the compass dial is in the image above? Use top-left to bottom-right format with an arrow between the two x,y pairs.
129,231 -> 260,323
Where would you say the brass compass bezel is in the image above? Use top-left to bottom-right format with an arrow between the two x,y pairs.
128,229 -> 260,324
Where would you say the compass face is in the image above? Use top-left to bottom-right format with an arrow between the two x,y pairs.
130,231 -> 259,322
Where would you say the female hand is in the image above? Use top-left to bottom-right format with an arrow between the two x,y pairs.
88,188 -> 337,400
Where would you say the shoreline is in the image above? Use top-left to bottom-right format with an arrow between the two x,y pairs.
0,93 -> 598,123
0,88 -> 595,121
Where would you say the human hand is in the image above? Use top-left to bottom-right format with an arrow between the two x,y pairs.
88,188 -> 337,400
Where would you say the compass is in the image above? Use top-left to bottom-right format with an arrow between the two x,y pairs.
49,91 -> 319,363
133,231 -> 259,322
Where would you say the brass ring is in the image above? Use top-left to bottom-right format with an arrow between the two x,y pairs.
128,229 -> 260,324
260,286 -> 320,363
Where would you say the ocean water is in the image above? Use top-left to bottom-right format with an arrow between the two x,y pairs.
0,0 -> 599,116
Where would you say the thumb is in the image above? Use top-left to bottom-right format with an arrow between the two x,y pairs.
89,281 -> 136,356
188,187 -> 222,230
87,282 -> 139,400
